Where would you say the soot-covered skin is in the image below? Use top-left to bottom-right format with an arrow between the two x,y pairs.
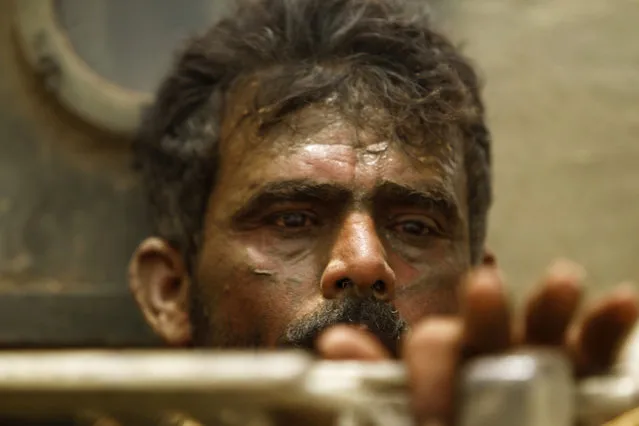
192,104 -> 470,350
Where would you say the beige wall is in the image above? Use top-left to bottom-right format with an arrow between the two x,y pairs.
446,0 -> 639,299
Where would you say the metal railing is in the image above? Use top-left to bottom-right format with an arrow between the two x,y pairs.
0,350 -> 635,426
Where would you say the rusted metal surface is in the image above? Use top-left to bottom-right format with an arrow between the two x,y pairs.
0,293 -> 158,347
0,0 -> 157,346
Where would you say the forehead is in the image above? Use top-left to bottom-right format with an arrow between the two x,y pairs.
212,101 -> 467,212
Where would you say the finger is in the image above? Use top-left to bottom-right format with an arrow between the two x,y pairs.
403,317 -> 462,425
523,259 -> 584,346
462,267 -> 511,355
569,283 -> 639,375
316,324 -> 391,360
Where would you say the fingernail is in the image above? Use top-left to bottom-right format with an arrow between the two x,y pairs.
547,258 -> 586,282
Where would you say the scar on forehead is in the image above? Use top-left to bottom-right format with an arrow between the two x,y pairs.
358,141 -> 389,165
365,142 -> 389,153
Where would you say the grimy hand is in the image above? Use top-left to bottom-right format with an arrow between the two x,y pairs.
317,259 -> 639,425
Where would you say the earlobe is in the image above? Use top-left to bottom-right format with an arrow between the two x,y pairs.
128,238 -> 193,346
482,246 -> 497,267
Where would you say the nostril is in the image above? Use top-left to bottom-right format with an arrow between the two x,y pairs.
372,280 -> 386,294
336,278 -> 352,290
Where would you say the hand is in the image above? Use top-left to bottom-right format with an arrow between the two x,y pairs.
316,259 -> 639,425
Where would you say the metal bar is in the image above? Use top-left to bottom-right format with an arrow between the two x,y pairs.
0,350 -> 633,425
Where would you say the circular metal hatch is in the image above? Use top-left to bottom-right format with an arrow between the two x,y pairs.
13,0 -> 233,136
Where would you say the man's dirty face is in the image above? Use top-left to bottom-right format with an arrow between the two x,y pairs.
190,104 -> 471,354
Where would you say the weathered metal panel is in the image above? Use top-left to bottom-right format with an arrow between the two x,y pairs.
0,0 -> 158,345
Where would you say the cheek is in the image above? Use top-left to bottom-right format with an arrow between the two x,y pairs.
390,249 -> 467,325
387,240 -> 467,289
395,284 -> 459,326
196,234 -> 323,344
237,232 -> 322,287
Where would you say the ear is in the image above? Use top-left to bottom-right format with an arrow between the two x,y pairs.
128,237 -> 192,346
481,246 -> 497,267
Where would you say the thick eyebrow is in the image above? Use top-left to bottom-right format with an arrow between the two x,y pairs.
373,181 -> 461,221
232,179 -> 351,218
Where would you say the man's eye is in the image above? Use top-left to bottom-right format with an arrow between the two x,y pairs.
392,219 -> 438,237
271,212 -> 315,228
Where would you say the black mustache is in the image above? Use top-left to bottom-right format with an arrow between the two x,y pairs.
278,297 -> 407,357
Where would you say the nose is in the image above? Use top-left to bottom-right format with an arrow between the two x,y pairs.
320,213 -> 396,301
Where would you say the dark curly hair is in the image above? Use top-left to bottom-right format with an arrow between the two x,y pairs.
134,0 -> 492,268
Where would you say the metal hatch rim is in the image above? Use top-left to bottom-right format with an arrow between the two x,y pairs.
12,0 -> 153,137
